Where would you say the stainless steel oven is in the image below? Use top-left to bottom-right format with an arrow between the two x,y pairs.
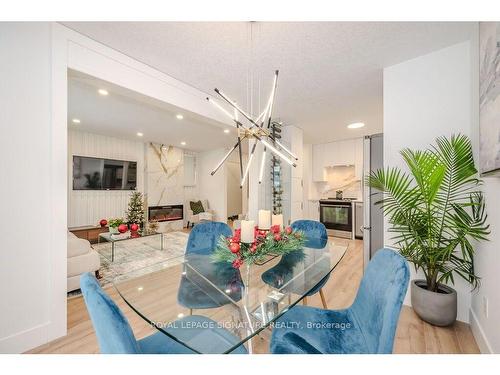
319,199 -> 353,238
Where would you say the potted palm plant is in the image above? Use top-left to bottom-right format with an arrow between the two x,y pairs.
367,134 -> 489,326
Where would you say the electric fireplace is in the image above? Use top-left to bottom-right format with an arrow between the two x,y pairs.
148,204 -> 183,222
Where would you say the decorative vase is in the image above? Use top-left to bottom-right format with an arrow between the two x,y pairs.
411,279 -> 457,326
109,226 -> 119,234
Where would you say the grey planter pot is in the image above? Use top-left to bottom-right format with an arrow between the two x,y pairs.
411,279 -> 457,326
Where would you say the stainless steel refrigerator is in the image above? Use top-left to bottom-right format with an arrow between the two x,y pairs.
362,133 -> 384,269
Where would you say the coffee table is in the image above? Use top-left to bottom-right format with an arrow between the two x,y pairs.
98,231 -> 164,262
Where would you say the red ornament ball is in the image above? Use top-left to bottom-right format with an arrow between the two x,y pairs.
285,226 -> 293,235
99,219 -> 108,227
274,233 -> 282,241
130,223 -> 139,232
229,242 -> 241,253
118,224 -> 128,233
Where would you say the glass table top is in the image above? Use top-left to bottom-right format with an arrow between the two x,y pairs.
99,230 -> 162,243
113,238 -> 349,353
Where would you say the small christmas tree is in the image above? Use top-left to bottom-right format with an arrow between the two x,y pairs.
126,191 -> 145,226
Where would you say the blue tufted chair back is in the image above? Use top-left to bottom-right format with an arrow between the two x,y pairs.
80,272 -> 140,354
351,249 -> 410,353
291,220 -> 328,245
185,221 -> 232,256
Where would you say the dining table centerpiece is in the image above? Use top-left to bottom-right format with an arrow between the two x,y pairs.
212,223 -> 305,269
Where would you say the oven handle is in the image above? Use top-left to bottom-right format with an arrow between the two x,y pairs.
320,203 -> 352,207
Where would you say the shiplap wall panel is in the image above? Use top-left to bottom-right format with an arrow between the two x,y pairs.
68,130 -> 145,227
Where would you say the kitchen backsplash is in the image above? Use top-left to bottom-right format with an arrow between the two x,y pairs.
320,165 -> 362,200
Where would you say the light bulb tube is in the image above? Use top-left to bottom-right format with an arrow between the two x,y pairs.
258,147 -> 266,184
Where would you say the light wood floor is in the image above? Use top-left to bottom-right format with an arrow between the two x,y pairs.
28,238 -> 479,354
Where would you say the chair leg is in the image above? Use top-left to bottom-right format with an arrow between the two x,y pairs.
319,289 -> 328,309
303,296 -> 308,306
189,308 -> 193,316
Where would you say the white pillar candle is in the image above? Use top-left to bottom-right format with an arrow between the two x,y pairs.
240,220 -> 255,243
258,209 -> 271,230
272,214 -> 284,229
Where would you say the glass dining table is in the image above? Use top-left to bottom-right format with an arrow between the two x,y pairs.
113,237 -> 349,354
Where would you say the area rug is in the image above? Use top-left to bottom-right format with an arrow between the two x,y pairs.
68,231 -> 188,298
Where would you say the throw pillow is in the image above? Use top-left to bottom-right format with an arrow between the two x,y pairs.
190,200 -> 205,215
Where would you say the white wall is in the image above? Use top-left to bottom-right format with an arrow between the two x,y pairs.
0,22 -> 239,353
0,23 -> 66,353
68,130 -> 145,227
470,24 -> 500,354
383,41 -> 474,323
226,161 -> 242,217
197,149 -> 227,222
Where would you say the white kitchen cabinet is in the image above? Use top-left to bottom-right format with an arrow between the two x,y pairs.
312,143 -> 327,181
323,142 -> 336,166
338,139 -> 356,166
322,139 -> 356,167
312,137 -> 363,181
308,200 -> 320,220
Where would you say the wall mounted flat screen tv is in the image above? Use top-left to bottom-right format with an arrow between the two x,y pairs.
73,156 -> 137,190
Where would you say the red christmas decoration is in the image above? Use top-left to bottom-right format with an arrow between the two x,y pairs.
99,219 -> 108,227
249,243 -> 257,253
274,233 -> 282,241
229,242 -> 241,254
271,225 -> 281,234
285,226 -> 293,235
130,223 -> 139,232
118,224 -> 128,233
232,258 -> 243,269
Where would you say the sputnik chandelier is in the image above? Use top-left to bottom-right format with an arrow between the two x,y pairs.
207,69 -> 298,188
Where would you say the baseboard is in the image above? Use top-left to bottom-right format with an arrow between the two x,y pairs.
0,322 -> 51,354
470,308 -> 493,354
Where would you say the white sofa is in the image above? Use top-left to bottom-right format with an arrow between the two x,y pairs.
67,231 -> 101,292
186,199 -> 214,227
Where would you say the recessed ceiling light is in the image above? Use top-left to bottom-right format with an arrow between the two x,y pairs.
176,114 -> 184,120
98,89 -> 109,96
347,122 -> 365,129
224,129 -> 230,134
136,132 -> 143,137
180,141 -> 186,146
72,118 -> 81,124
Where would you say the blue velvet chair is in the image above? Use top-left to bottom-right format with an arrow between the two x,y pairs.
81,272 -> 247,354
185,221 -> 232,256
290,220 -> 330,308
270,248 -> 410,354
178,221 -> 242,311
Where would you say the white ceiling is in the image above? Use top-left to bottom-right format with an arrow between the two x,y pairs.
64,22 -> 475,144
68,71 -> 236,152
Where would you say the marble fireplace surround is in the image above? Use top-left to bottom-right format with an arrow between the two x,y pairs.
146,142 -> 186,231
